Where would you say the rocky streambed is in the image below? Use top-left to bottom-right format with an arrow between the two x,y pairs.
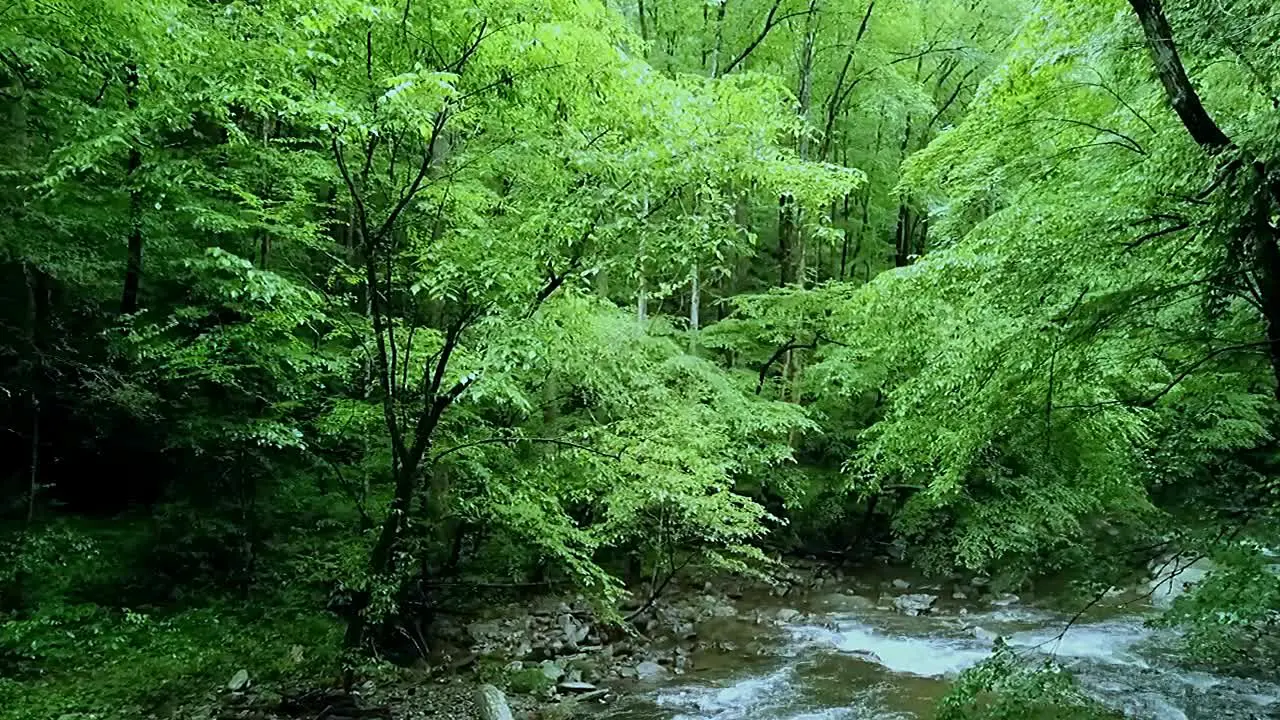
589,569 -> 1280,720
432,561 -> 1280,720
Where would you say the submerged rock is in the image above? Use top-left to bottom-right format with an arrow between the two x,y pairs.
891,579 -> 912,590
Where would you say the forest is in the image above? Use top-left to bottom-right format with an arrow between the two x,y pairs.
3,0 -> 1280,718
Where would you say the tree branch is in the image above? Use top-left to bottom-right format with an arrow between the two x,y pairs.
431,436 -> 621,464
721,0 -> 817,76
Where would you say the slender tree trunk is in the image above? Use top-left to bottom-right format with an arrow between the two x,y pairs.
795,0 -> 820,160
120,63 -> 143,315
689,264 -> 700,350
638,196 -> 649,324
778,193 -> 796,285
709,0 -> 727,78
22,263 -> 40,526
638,0 -> 649,44
893,115 -> 913,267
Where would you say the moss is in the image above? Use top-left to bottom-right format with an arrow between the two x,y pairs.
506,666 -> 555,696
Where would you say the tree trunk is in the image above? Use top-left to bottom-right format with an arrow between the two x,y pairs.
120,63 -> 143,315
1125,0 -> 1280,398
1127,0 -> 1230,151
893,115 -> 914,267
778,193 -> 797,285
709,0 -> 728,78
689,263 -> 700,350
638,196 -> 649,324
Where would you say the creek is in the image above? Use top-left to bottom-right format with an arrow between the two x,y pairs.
596,569 -> 1280,720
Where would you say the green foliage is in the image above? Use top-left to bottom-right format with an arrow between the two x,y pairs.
505,666 -> 556,696
5,0 -> 1280,714
938,646 -> 1120,720
1154,542 -> 1280,674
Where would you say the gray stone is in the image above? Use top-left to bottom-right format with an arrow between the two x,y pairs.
227,669 -> 250,692
559,613 -> 590,647
891,579 -> 912,590
775,608 -> 802,623
848,649 -> 883,664
634,661 -> 670,682
475,683 -> 515,720
991,593 -> 1019,607
540,660 -> 564,682
971,626 -> 1000,643
557,681 -> 598,694
952,590 -> 968,600
893,593 -> 938,616
970,576 -> 991,588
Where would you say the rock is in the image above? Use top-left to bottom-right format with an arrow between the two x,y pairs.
505,661 -> 524,672
634,661 -> 670,682
820,592 -> 876,610
559,613 -> 590,647
540,660 -> 564,682
971,626 -> 1000,643
848,649 -> 883,664
227,669 -> 250,692
991,593 -> 1019,607
698,595 -> 738,618
475,683 -> 515,720
557,681 -> 598,694
576,688 -> 610,704
970,576 -> 991,588
893,593 -> 938,616
775,608 -> 802,623
952,590 -> 968,600
891,579 -> 912,590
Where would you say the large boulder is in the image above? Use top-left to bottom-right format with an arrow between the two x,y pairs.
893,593 -> 938,616
475,684 -> 515,720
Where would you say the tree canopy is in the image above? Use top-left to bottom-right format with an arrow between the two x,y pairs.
3,0 -> 1279,717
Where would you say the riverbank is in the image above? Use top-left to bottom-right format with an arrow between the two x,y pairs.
191,555 -> 1280,720
202,559 -> 1017,720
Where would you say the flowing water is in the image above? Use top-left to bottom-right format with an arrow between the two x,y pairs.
599,574 -> 1280,720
